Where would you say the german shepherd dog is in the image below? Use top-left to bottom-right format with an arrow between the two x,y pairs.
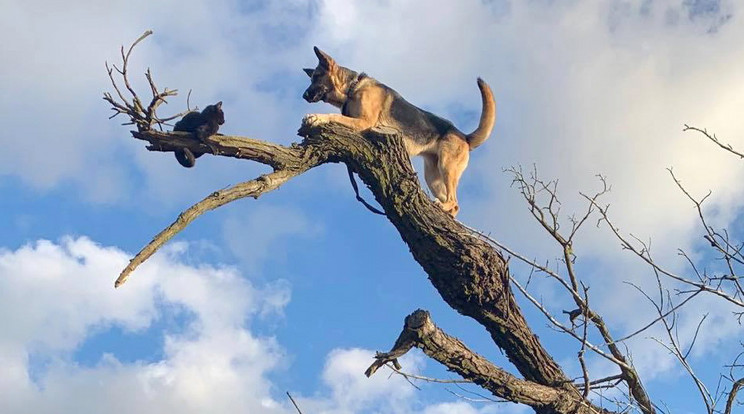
302,47 -> 496,217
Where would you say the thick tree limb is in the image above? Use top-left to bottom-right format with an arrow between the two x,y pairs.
366,310 -> 610,414
131,130 -> 311,170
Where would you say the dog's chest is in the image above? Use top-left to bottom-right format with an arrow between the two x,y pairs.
341,98 -> 361,117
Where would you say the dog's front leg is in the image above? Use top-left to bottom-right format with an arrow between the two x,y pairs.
304,113 -> 376,132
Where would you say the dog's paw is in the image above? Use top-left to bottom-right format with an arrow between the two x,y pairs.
434,199 -> 459,217
303,114 -> 328,126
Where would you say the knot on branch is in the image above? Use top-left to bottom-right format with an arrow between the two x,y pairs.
365,309 -> 433,377
404,309 -> 432,331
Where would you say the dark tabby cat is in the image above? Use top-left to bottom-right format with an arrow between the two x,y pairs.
173,101 -> 225,168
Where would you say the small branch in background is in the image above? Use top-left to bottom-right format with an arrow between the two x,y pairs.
383,362 -> 472,385
578,282 -> 591,399
585,195 -> 744,308
639,265 -> 714,413
286,392 -> 303,414
684,124 -> 744,159
504,168 -> 654,413
445,385 -> 508,404
668,168 -> 744,299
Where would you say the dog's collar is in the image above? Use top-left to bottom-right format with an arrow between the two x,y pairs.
345,72 -> 367,97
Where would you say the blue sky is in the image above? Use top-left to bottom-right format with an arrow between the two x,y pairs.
1,0 -> 743,413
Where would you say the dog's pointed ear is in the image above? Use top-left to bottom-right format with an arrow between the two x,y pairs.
215,101 -> 223,109
303,68 -> 314,77
313,46 -> 335,69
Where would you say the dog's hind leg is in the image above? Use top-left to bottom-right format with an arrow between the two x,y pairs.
438,135 -> 470,217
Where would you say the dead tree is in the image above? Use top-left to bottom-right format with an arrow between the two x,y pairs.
104,32 -> 743,414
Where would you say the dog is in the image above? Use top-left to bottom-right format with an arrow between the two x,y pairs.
302,47 -> 496,217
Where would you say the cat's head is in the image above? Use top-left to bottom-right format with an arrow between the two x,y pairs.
203,101 -> 225,125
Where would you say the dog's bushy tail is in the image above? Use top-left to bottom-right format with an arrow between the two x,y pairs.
466,78 -> 496,150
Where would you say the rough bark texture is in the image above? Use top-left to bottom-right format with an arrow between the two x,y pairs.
124,122 -> 621,414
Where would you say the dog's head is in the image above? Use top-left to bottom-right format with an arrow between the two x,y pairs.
302,47 -> 347,106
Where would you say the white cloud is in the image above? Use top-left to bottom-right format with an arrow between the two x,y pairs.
0,237 -> 290,413
320,348 -> 419,411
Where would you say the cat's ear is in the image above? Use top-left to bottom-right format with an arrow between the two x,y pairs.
303,68 -> 314,77
215,101 -> 222,109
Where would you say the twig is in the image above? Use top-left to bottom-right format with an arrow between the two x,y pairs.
347,165 -> 385,215
384,363 -> 472,384
684,124 -> 744,159
578,282 -> 591,398
103,30 -> 189,132
286,392 -> 303,414
584,195 -> 744,308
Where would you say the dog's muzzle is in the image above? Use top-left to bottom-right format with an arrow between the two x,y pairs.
303,87 -> 326,103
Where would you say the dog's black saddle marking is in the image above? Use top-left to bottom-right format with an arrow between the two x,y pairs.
390,93 -> 455,143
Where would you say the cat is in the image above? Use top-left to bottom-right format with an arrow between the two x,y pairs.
173,101 -> 225,168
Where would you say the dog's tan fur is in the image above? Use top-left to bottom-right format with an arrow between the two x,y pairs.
303,47 -> 496,217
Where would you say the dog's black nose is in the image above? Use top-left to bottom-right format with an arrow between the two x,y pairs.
302,90 -> 310,100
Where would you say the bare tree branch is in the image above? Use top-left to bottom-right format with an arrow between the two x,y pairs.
103,30 -> 190,132
724,377 -> 744,414
684,124 -> 744,159
584,195 -> 744,308
471,169 -> 656,414
286,392 -> 303,414
366,309 -> 611,413
381,363 -> 472,385
115,169 -> 304,287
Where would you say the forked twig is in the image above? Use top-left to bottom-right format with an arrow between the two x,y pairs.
103,30 -> 189,132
